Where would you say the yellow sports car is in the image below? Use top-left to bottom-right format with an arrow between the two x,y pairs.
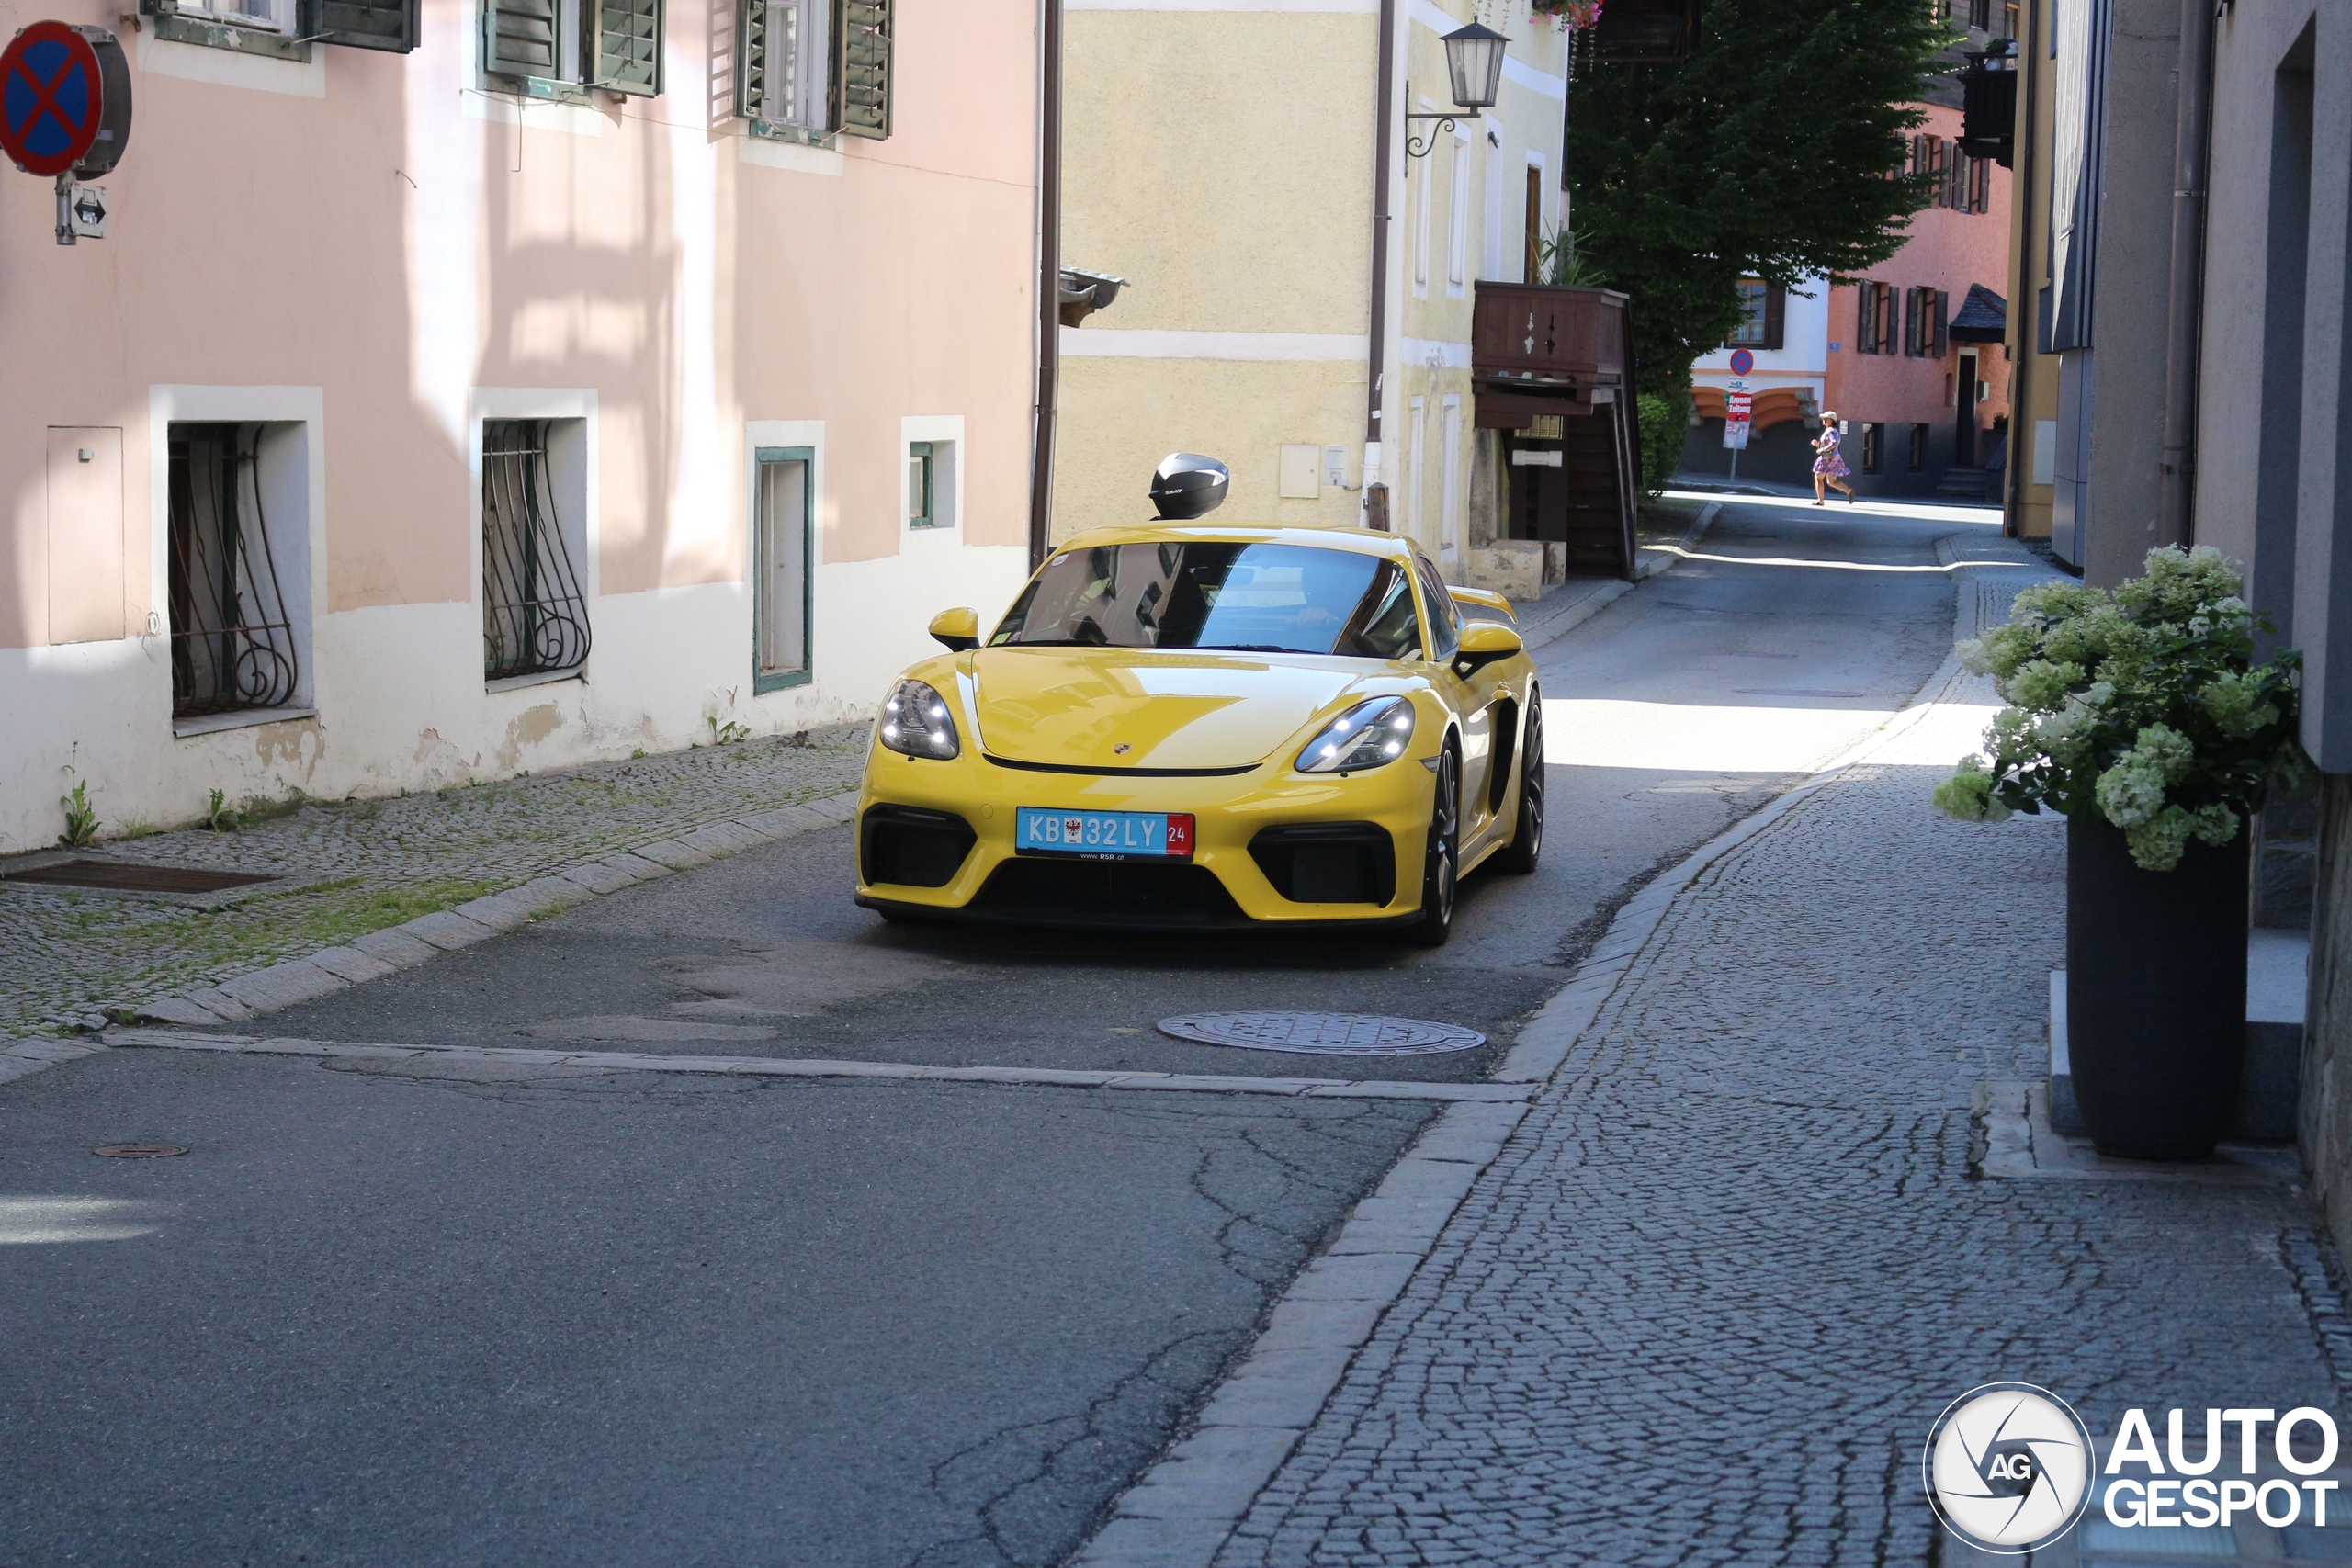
853,516 -> 1544,946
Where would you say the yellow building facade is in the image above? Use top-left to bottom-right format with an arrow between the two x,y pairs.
1057,0 -> 1571,577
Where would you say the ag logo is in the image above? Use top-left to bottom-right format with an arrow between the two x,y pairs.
1923,1382 -> 2095,1553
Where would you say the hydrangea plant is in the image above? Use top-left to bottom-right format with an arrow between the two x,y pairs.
1933,546 -> 2308,871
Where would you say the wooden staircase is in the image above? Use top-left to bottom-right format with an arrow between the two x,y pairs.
1472,283 -> 1643,580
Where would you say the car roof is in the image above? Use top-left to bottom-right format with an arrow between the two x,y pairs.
1049,524 -> 1419,560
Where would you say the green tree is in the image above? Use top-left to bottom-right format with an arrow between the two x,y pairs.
1566,0 -> 1951,400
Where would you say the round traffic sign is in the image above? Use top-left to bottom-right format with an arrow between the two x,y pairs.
1,21 -> 104,177
1727,348 -> 1756,377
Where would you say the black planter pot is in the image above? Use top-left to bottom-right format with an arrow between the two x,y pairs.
2066,814 -> 2249,1159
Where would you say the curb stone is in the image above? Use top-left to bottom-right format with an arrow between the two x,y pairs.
0,788 -> 866,1089
1069,528 -> 2061,1568
1511,501 -> 1723,654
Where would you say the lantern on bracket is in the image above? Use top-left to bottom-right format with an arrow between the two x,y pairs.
1406,21 -> 1509,159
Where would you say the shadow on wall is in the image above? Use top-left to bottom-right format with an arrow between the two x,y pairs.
1679,418 -> 1977,499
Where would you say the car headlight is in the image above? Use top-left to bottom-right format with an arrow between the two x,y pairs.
879,678 -> 961,759
1296,696 -> 1415,774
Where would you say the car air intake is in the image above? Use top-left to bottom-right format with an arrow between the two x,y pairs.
974,859 -> 1247,928
1249,823 -> 1396,906
861,805 -> 978,888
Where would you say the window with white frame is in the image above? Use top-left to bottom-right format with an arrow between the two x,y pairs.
481,418 -> 592,683
1408,395 -> 1428,541
145,0 -> 418,59
754,446 -> 813,691
739,0 -> 892,141
1483,135 -> 1506,283
1412,104 -> 1434,296
907,437 -> 956,529
167,423 -> 309,722
1439,399 -> 1462,553
1448,135 -> 1471,290
485,0 -> 662,100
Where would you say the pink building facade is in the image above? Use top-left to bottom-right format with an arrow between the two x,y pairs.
0,0 -> 1039,852
1683,101 -> 2014,499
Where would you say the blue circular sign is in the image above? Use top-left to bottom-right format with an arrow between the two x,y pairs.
0,21 -> 103,177
1727,348 -> 1756,377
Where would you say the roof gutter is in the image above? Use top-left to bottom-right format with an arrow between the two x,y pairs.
1362,0 -> 1396,523
2157,0 -> 2214,545
1029,0 -> 1064,568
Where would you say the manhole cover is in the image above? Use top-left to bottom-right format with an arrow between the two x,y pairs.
92,1143 -> 187,1159
1157,1011 -> 1486,1056
4,861 -> 277,895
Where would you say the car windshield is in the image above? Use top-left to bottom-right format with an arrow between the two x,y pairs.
990,542 -> 1421,659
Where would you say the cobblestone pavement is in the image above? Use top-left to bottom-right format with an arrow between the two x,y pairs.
1208,558 -> 2352,1566
0,727 -> 866,1042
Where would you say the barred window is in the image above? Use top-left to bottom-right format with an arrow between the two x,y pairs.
482,419 -> 592,683
168,423 -> 300,721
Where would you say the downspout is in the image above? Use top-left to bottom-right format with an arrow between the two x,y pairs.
2005,12 -> 2041,536
2156,0 -> 2213,545
1363,0 -> 1397,520
1028,0 -> 1064,567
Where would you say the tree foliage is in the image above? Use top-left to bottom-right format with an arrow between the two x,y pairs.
1566,0 -> 1951,397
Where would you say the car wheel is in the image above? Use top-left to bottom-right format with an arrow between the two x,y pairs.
1401,746 -> 1459,947
1498,692 -> 1544,874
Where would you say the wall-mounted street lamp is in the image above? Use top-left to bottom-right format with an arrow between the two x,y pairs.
1405,21 -> 1508,159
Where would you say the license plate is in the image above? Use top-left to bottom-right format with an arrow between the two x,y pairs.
1015,807 -> 1194,860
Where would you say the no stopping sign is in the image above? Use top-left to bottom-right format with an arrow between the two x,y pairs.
1,20 -> 130,178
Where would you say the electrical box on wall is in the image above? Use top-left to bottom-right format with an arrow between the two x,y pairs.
1277,445 -> 1321,500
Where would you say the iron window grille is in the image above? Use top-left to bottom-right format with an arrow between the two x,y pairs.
1909,423 -> 1929,471
1860,423 -> 1884,474
168,423 -> 300,721
754,446 -> 813,693
482,419 -> 593,682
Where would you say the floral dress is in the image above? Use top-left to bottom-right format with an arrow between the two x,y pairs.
1812,426 -> 1850,478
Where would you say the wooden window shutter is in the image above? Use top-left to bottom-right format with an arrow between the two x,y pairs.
485,0 -> 560,78
594,0 -> 663,96
1762,285 -> 1785,351
835,0 -> 890,139
311,0 -> 418,51
1933,289 -> 1950,356
739,0 -> 769,118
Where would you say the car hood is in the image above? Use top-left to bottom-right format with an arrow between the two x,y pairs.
969,647 -> 1378,771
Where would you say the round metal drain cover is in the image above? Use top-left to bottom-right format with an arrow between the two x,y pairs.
92,1143 -> 186,1159
1157,1011 -> 1486,1056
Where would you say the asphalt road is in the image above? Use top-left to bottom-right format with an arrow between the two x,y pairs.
0,498 -> 1980,1568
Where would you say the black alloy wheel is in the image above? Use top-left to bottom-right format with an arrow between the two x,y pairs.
1402,746 -> 1460,947
1498,691 -> 1544,874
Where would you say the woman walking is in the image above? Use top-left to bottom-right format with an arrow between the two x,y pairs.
1811,412 -> 1856,504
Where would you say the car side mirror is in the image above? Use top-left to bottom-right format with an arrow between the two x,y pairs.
929,607 -> 980,652
1451,620 -> 1522,678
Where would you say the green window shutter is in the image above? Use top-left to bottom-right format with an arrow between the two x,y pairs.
834,0 -> 889,140
312,0 -> 418,51
739,0 -> 769,119
485,0 -> 559,78
594,0 -> 663,96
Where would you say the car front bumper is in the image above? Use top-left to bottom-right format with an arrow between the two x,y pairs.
854,743 -> 1438,930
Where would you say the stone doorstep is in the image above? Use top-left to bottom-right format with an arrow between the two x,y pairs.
1976,1081 -> 2298,1184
